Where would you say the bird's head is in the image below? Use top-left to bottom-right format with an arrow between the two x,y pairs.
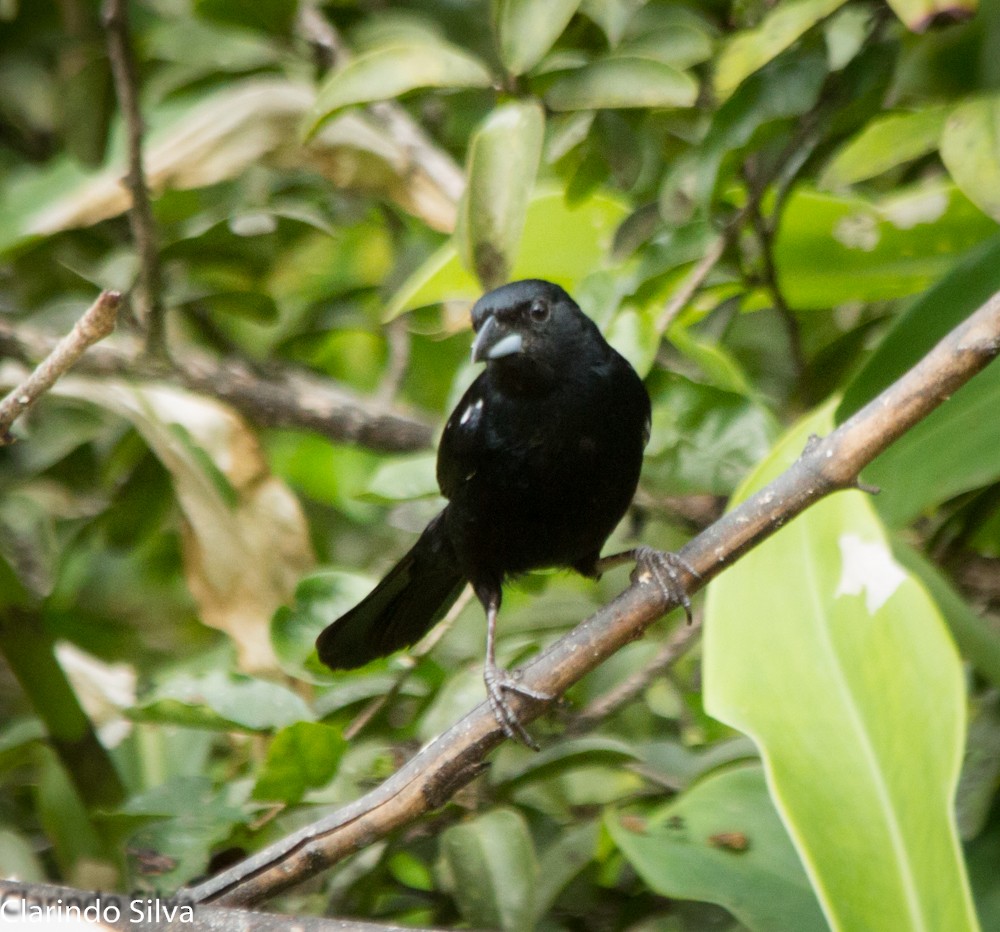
470,280 -> 599,386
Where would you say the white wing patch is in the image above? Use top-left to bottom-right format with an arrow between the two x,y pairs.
834,534 -> 906,614
459,397 -> 484,429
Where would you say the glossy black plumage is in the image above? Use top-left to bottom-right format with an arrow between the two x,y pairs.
316,279 -> 652,743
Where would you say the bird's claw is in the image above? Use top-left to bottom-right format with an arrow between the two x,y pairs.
484,664 -> 551,750
630,546 -> 699,623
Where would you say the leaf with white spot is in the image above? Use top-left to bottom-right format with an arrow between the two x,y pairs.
704,400 -> 977,932
833,534 -> 907,613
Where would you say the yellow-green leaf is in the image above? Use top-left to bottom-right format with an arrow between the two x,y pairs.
495,0 -> 582,75
305,42 -> 493,137
704,402 -> 978,931
821,106 -> 951,188
940,96 -> 1000,223
456,100 -> 545,288
714,0 -> 848,101
545,56 -> 698,111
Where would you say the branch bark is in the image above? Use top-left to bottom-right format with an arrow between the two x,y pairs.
0,320 -> 433,453
185,288 -> 1000,908
0,290 -> 120,445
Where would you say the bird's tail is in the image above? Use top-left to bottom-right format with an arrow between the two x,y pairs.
316,511 -> 465,670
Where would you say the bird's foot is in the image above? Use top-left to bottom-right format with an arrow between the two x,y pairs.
629,546 -> 699,623
484,663 -> 552,750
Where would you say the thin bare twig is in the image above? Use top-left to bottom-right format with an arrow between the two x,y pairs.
344,587 -> 474,740
0,290 -> 120,445
569,612 -> 704,734
102,0 -> 166,360
185,288 -> 1000,909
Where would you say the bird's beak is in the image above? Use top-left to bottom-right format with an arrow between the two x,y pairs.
471,315 -> 523,363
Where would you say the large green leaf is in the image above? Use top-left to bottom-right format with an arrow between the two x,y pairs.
495,0 -> 581,75
704,403 -> 977,932
306,42 -> 493,137
838,235 -> 1000,525
714,0 -> 849,100
545,56 -> 698,111
821,106 -> 951,188
775,183 -> 998,308
386,186 -> 629,318
439,808 -> 538,931
609,765 -> 828,931
456,100 -> 545,288
940,96 -> 1000,223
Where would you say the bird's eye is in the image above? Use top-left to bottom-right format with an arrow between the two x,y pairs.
529,298 -> 549,323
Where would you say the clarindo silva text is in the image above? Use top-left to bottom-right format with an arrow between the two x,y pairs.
0,888 -> 195,923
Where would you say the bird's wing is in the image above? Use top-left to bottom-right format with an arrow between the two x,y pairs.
437,377 -> 489,500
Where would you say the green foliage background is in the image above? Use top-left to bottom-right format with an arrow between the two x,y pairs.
2,0 -> 1000,929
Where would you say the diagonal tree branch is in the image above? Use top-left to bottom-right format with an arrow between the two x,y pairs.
186,288 -> 1000,908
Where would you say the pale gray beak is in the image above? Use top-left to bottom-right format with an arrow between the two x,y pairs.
471,315 -> 523,363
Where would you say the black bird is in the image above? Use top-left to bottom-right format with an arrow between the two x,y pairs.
316,279 -> 690,745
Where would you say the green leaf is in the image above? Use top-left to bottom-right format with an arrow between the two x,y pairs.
0,494 -> 58,604
491,735 -> 640,789
495,0 -> 581,75
0,828 -> 45,882
305,42 -> 493,137
187,290 -> 280,324
882,0 -> 977,32
133,670 -> 313,731
365,453 -> 439,503
775,183 -> 998,308
605,305 -> 659,376
821,106 -> 951,188
532,821 -> 600,924
620,26 -> 713,69
643,373 -> 780,497
660,52 -> 827,221
940,96 -> 1000,223
270,570 -> 377,681
610,766 -> 827,930
545,56 -> 698,111
838,235 -> 1000,525
386,186 -> 629,318
440,808 -> 538,932
194,0 -> 297,34
579,0 -> 642,46
704,403 -> 977,932
456,100 -> 545,288
122,775 -> 249,888
714,0 -> 849,100
252,721 -> 346,803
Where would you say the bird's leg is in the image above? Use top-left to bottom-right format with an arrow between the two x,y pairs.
592,546 -> 699,623
480,589 -> 551,750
